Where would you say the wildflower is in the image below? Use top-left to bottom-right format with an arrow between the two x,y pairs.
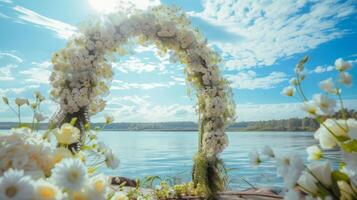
104,150 -> 119,169
14,98 -> 29,107
111,192 -> 128,200
34,112 -> 47,122
105,114 -> 114,125
297,171 -> 318,194
276,153 -> 304,188
301,101 -> 317,116
289,78 -> 298,86
314,119 -> 348,149
319,78 -> 338,94
335,58 -> 352,71
281,86 -> 294,97
51,159 -> 88,191
0,169 -> 34,200
313,94 -> 336,115
261,145 -> 275,158
34,180 -> 62,200
87,175 -> 108,199
341,151 -> 357,185
306,145 -> 322,160
54,123 -> 80,145
347,118 -> 357,139
53,147 -> 72,164
339,72 -> 352,86
308,161 -> 332,187
248,150 -> 261,167
338,181 -> 355,200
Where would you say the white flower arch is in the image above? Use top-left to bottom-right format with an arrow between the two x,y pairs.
50,6 -> 235,196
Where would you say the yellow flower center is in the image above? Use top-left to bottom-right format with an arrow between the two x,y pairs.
5,186 -> 17,197
94,180 -> 105,193
38,186 -> 56,199
72,192 -> 87,200
68,170 -> 80,183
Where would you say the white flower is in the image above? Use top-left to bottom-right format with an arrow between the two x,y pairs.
283,189 -> 300,200
261,145 -> 275,158
314,119 -> 348,149
111,192 -> 128,200
313,94 -> 336,115
53,147 -> 72,164
54,123 -> 80,145
297,171 -> 318,194
339,72 -> 352,86
306,145 -> 322,160
308,161 -> 332,187
51,158 -> 88,191
319,78 -> 338,94
0,169 -> 34,200
34,112 -> 47,122
105,114 -> 114,125
341,151 -> 357,186
281,86 -> 295,97
335,58 -> 352,71
347,118 -> 357,139
87,174 -> 108,200
15,98 -> 29,107
338,181 -> 355,200
34,180 -> 62,200
301,101 -> 317,116
289,78 -> 298,86
276,153 -> 304,188
104,150 -> 119,169
248,150 -> 261,167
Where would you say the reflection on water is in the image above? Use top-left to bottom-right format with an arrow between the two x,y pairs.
98,131 -> 339,189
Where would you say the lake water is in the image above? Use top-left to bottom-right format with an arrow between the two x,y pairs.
98,131 -> 339,190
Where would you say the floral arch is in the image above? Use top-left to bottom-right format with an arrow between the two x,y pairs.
49,6 -> 235,198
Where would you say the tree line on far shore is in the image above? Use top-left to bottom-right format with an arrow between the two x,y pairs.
0,109 -> 356,132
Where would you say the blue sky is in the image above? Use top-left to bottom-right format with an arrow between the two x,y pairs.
0,0 -> 356,122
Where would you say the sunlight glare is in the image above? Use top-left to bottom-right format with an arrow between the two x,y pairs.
88,0 -> 160,13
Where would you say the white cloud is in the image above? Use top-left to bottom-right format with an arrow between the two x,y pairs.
96,95 -> 196,122
312,65 -> 334,74
226,70 -> 287,89
113,57 -> 165,74
190,0 -> 356,70
0,52 -> 23,63
0,84 -> 40,96
13,6 -> 77,39
111,80 -> 176,90
0,64 -> 16,81
20,61 -> 51,84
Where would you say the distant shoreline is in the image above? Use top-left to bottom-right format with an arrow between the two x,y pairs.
0,118 -> 319,132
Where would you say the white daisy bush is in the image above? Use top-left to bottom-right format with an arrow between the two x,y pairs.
0,93 -> 130,199
249,57 -> 356,200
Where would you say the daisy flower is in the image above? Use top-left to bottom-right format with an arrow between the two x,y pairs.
34,179 -> 62,200
0,169 -> 34,200
51,159 -> 88,191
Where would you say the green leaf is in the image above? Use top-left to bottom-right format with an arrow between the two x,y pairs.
70,117 -> 78,126
332,171 -> 350,182
341,140 -> 357,153
80,145 -> 92,151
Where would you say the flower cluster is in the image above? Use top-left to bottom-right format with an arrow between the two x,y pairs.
0,128 -> 54,178
50,6 -> 235,158
0,159 -> 131,200
265,56 -> 357,199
